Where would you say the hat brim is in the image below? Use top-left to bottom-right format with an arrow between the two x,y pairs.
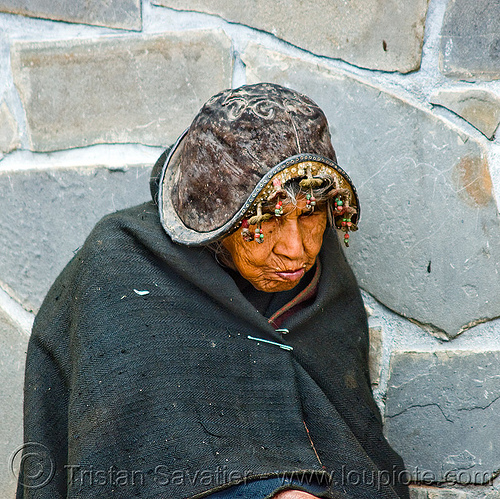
158,131 -> 360,247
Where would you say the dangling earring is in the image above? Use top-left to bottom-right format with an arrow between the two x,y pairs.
268,178 -> 286,216
241,219 -> 253,242
299,164 -> 322,211
334,196 -> 344,213
305,191 -> 316,210
335,193 -> 357,247
247,202 -> 272,243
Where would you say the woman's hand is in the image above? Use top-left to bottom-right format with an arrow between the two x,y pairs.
272,491 -> 319,499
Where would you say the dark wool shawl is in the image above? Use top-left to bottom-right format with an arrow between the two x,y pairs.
18,202 -> 409,499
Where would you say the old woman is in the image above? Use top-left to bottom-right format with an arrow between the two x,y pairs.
18,83 -> 409,498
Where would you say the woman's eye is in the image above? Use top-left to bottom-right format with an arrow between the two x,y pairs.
301,208 -> 324,218
299,211 -> 314,218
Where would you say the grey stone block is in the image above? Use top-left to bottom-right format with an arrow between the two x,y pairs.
153,0 -> 429,73
409,487 -> 467,499
368,326 -> 383,387
242,44 -> 500,338
11,31 -> 233,152
440,0 -> 500,80
385,351 -> 500,485
0,307 -> 28,499
431,89 -> 500,140
0,0 -> 142,31
0,101 -> 20,158
0,164 -> 153,313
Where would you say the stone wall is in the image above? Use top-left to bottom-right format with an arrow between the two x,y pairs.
1,0 -> 499,497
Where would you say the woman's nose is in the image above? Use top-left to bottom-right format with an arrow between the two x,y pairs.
273,218 -> 306,260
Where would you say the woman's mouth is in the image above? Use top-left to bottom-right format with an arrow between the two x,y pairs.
275,268 -> 305,281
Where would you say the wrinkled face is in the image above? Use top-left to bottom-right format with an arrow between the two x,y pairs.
222,196 -> 328,292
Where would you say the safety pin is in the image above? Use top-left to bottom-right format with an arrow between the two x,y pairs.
275,328 -> 289,335
247,335 -> 293,351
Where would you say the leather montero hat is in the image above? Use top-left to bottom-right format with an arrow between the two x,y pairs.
153,83 -> 359,246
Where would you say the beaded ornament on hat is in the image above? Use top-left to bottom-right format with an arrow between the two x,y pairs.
237,161 -> 358,247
